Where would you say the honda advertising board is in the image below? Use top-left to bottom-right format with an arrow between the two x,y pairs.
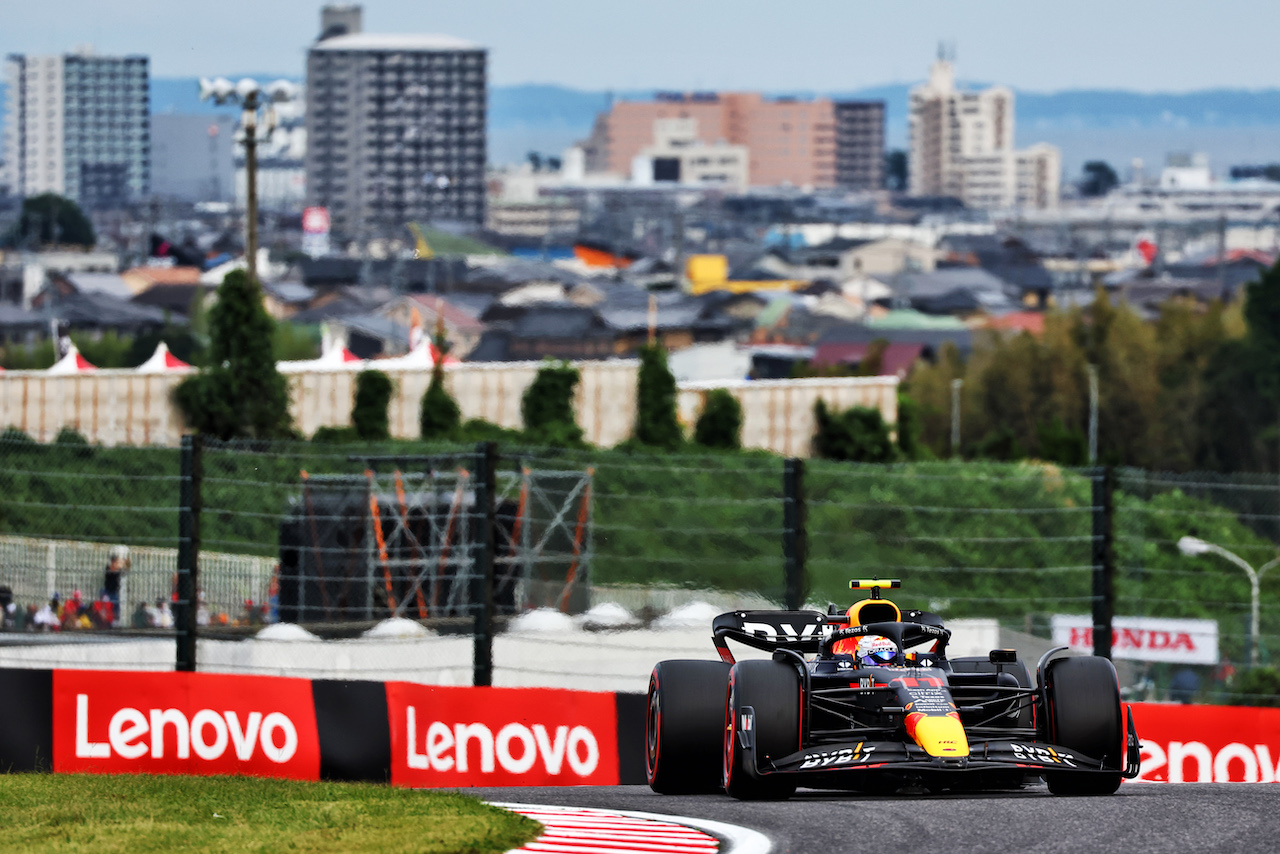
1132,702 -> 1280,783
1051,615 -> 1218,665
301,206 -> 330,258
52,670 -> 320,780
386,683 -> 620,787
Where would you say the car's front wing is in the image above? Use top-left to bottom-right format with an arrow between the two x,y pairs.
737,704 -> 1141,783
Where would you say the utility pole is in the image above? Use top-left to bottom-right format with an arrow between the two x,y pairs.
243,96 -> 260,283
950,378 -> 963,458
1087,364 -> 1099,465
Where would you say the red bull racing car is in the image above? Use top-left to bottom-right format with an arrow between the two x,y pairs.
646,580 -> 1141,799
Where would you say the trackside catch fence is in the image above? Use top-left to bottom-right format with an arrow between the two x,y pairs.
0,433 -> 1278,703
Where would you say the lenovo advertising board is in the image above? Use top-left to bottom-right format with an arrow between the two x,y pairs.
1132,702 -> 1280,783
1051,615 -> 1218,665
386,682 -> 620,788
52,670 -> 321,780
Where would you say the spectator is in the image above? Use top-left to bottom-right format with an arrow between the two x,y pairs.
1169,667 -> 1202,704
24,604 -> 38,631
91,595 -> 115,629
131,601 -> 152,629
33,598 -> 60,631
152,598 -> 174,629
0,586 -> 15,630
102,545 -> 131,627
61,593 -> 84,631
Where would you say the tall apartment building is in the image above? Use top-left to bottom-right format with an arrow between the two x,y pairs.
833,101 -> 884,191
305,5 -> 487,242
3,48 -> 150,209
908,57 -> 1059,209
582,92 -> 884,191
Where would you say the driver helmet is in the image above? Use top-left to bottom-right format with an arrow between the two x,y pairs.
856,635 -> 898,666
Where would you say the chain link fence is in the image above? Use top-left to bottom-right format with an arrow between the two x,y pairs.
1,433 -> 1277,702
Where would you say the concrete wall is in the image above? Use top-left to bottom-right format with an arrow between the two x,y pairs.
0,362 -> 898,457
0,618 -> 1001,693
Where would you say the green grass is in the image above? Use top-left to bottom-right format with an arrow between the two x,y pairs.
0,774 -> 542,853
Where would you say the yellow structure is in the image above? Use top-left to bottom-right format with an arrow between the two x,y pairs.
407,222 -> 434,259
684,253 -> 804,296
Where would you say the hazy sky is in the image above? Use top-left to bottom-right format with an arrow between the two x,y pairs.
3,0 -> 1279,92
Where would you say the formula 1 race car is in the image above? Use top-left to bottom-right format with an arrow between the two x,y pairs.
646,580 -> 1141,799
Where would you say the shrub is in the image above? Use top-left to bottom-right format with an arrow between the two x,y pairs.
1,426 -> 37,446
896,392 -> 924,460
693,389 -> 742,450
311,426 -> 360,443
1226,667 -> 1280,708
522,360 -> 584,447
1037,416 -> 1088,466
53,427 -> 93,457
420,370 -> 461,440
634,344 -> 682,449
352,370 -> 393,440
813,400 -> 896,463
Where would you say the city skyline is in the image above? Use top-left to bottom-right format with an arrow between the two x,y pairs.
3,0 -> 1280,93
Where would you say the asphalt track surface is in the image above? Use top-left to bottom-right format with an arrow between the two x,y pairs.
473,783 -> 1272,854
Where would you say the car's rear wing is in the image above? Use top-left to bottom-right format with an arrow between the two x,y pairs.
712,609 -> 952,664
712,610 -> 831,662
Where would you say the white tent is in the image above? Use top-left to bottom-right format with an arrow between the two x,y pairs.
47,344 -> 96,374
277,346 -> 365,373
374,342 -> 459,371
136,342 -> 193,373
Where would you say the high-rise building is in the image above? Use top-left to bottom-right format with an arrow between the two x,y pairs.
907,56 -> 1059,210
3,48 -> 150,209
833,100 -> 884,191
582,92 -> 884,191
304,5 -> 487,242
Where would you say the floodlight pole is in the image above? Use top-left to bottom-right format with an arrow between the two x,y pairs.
243,92 -> 260,283
1179,536 -> 1280,666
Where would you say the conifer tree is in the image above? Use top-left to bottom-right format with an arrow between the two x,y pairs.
634,343 -> 682,449
174,269 -> 292,439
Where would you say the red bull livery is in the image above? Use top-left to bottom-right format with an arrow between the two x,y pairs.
646,579 -> 1141,799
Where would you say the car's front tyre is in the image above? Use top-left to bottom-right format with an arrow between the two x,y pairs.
1041,656 -> 1125,795
723,659 -> 800,800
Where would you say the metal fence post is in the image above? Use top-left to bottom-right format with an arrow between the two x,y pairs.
472,441 -> 497,687
1091,466 -> 1115,659
783,458 -> 808,611
176,434 -> 203,672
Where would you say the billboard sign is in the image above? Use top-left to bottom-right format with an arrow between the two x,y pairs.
1051,615 -> 1219,665
301,206 -> 330,258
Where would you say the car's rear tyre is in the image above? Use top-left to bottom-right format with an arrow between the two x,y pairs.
1042,656 -> 1124,795
723,659 -> 800,801
646,660 -> 732,794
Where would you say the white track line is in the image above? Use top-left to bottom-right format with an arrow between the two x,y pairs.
492,803 -> 772,854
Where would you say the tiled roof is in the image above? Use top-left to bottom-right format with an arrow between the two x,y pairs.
408,294 -> 486,330
122,266 -> 203,286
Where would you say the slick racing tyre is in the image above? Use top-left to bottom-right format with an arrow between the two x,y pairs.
724,659 -> 800,801
647,660 -> 732,794
1042,656 -> 1124,795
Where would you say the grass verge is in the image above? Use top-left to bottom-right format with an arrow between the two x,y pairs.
0,773 -> 542,853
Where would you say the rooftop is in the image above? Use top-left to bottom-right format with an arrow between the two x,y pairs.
312,33 -> 481,52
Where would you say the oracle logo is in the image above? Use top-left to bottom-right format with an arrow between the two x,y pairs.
404,706 -> 599,776
1140,740 -> 1280,783
74,694 -> 299,764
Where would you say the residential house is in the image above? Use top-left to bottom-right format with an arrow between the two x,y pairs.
380,294 -> 487,358
119,265 -> 204,296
